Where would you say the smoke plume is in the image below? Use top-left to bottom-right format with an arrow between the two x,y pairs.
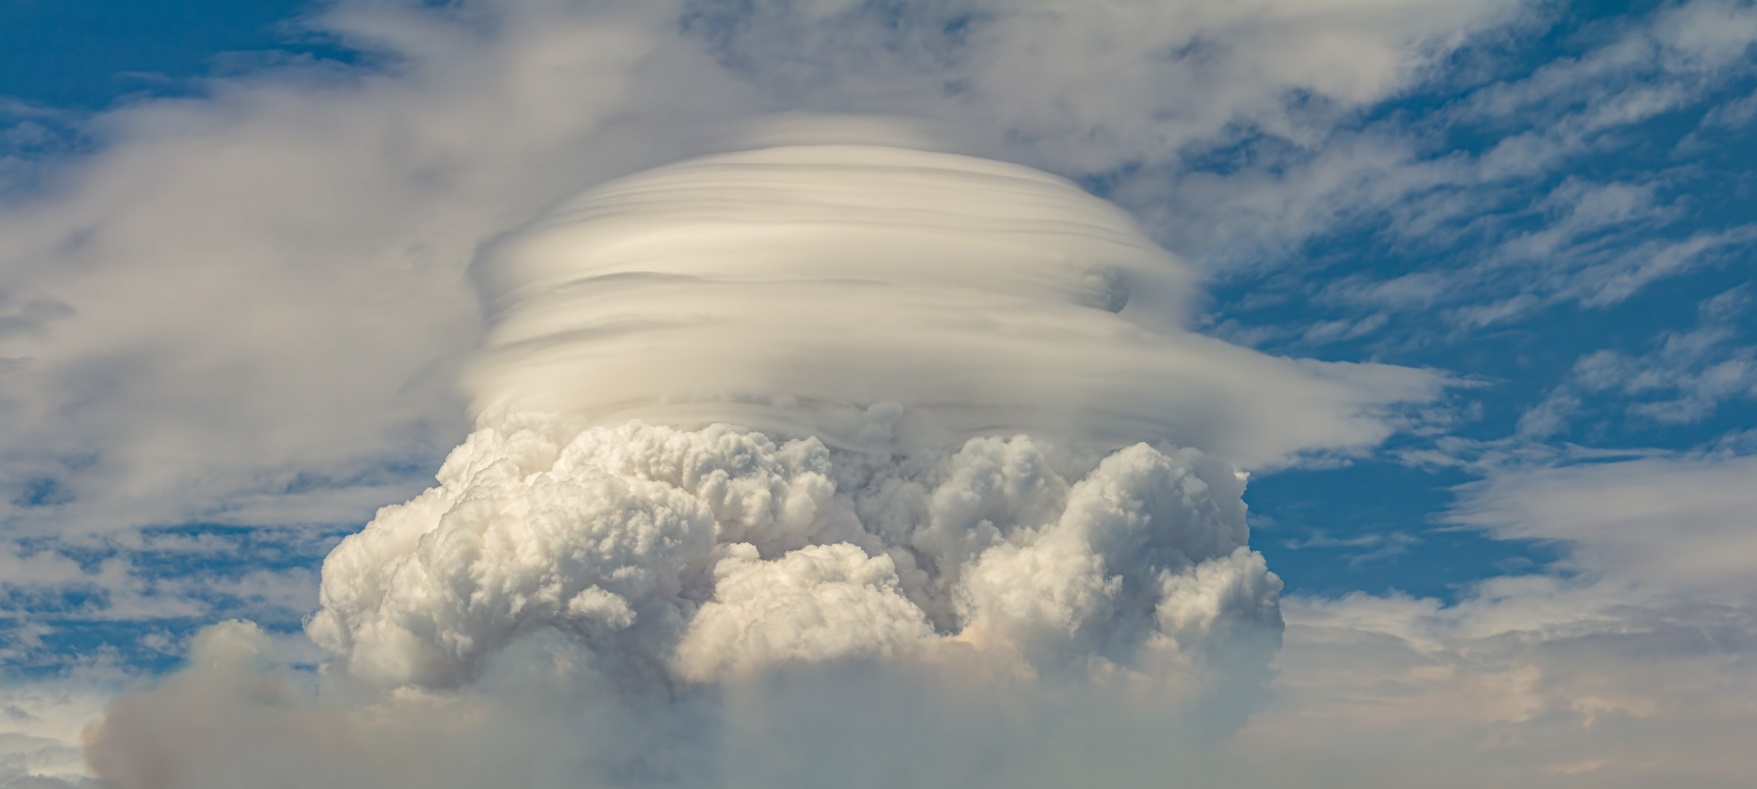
84,136 -> 1438,788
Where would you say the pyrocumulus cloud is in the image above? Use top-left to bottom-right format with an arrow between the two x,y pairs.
84,132 -> 1441,789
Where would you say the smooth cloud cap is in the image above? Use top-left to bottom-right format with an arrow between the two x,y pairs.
465,141 -> 1440,468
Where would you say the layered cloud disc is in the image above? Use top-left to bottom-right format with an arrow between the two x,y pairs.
465,142 -> 1438,467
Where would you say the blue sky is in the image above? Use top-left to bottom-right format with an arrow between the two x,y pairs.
1193,3 -> 1757,600
3,1 -> 1756,787
0,1 -> 342,109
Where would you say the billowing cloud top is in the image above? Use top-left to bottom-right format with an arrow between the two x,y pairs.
466,142 -> 1438,467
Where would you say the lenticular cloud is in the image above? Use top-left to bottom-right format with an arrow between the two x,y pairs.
460,143 -> 1430,465
89,141 -> 1436,788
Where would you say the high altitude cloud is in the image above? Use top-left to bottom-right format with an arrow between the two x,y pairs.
466,142 -> 1436,464
1138,0 -> 1757,339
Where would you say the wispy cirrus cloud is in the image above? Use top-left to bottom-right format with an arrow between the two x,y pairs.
1160,0 -> 1757,353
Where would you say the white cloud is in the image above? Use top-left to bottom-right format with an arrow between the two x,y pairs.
685,0 -> 1523,172
0,667 -> 124,789
1212,451 -> 1757,787
1450,453 -> 1757,593
72,129 -> 1436,780
73,417 -> 1284,787
291,136 -> 1431,706
63,448 -> 1757,788
1519,287 -> 1757,435
27,443 -> 1757,786
467,142 -> 1439,467
0,1 -> 756,540
306,416 -> 1281,689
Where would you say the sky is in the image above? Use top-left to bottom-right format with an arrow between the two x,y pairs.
1,1 -> 1756,787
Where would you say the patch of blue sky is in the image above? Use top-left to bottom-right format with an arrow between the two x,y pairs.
0,0 -> 361,197
1246,460 -> 1568,601
0,0 -> 353,110
1176,3 -> 1757,602
1,524 -> 341,677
